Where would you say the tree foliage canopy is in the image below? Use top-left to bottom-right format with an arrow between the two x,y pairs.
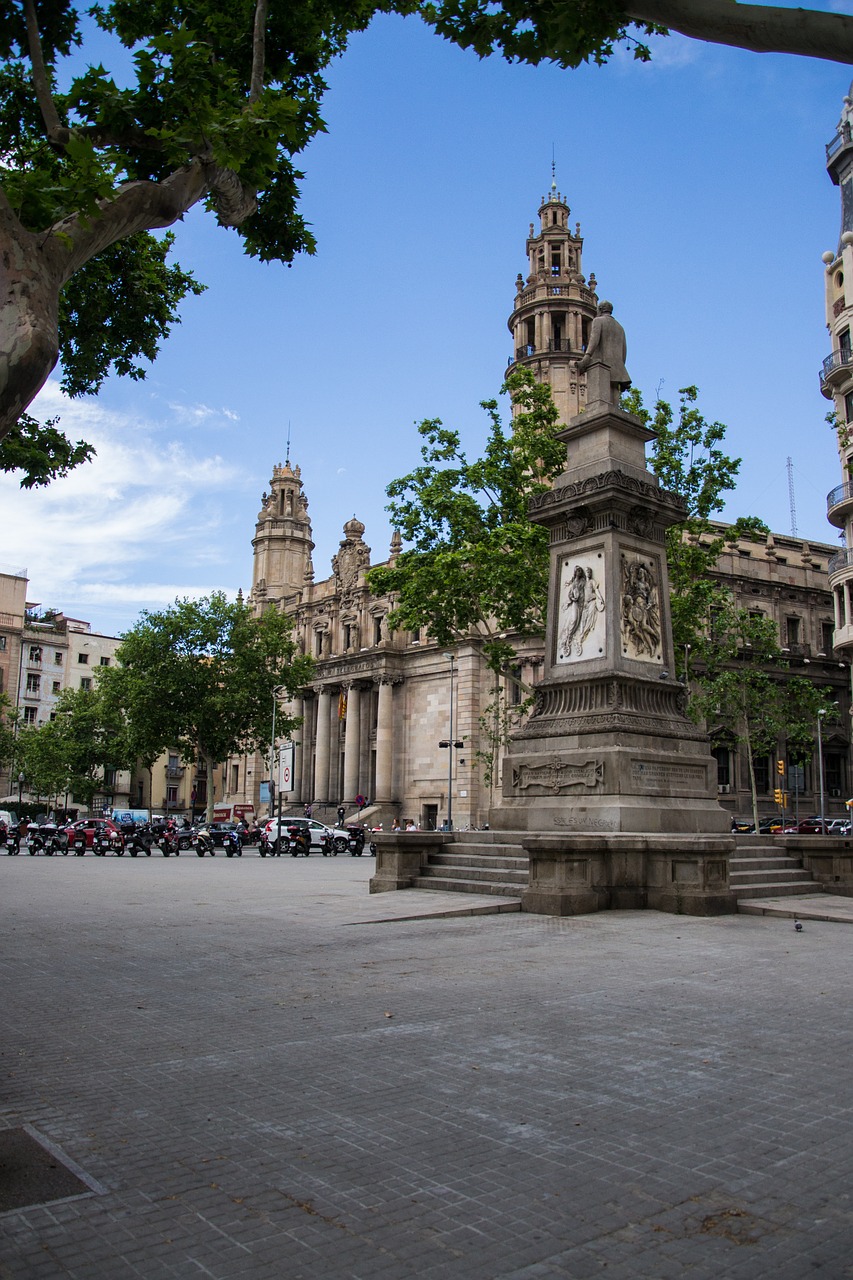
2,0 -> 849,484
106,592 -> 313,816
367,369 -> 565,672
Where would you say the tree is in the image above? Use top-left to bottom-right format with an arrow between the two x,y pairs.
424,2 -> 853,68
626,384 -> 768,677
368,368 -> 565,674
13,685 -> 128,809
111,592 -> 313,820
0,0 -> 395,452
688,603 -> 838,832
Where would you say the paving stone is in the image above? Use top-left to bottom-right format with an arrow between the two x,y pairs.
1,855 -> 853,1276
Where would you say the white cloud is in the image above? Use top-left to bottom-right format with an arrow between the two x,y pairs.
167,400 -> 240,427
0,382 -> 248,614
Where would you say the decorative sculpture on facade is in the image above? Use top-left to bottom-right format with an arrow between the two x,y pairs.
620,557 -> 661,660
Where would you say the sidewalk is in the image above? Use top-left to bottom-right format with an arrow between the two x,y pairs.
2,853 -> 852,1278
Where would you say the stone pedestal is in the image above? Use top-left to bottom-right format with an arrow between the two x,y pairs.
493,381 -> 734,913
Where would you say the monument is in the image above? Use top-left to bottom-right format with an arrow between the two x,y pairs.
492,301 -> 735,914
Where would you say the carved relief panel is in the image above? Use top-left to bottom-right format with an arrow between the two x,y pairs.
556,551 -> 606,664
620,554 -> 662,664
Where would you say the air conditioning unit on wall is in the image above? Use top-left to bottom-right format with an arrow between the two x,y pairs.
718,784 -> 731,794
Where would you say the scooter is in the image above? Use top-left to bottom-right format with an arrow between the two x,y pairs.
224,829 -> 242,857
289,825 -> 311,857
193,828 -> 215,857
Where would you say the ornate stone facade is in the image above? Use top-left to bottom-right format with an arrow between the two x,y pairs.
216,190 -> 851,829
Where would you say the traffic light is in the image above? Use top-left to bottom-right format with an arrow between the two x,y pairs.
777,759 -> 785,776
774,788 -> 783,805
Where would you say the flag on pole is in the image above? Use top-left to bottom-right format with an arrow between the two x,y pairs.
338,691 -> 347,720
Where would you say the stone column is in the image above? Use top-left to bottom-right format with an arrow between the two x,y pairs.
313,687 -> 331,803
292,695 -> 304,802
374,678 -> 395,804
343,683 -> 362,804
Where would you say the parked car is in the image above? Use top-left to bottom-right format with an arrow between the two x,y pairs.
63,817 -> 122,850
263,816 -> 347,854
782,819 -> 826,835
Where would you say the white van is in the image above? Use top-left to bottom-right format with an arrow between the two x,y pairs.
0,810 -> 17,830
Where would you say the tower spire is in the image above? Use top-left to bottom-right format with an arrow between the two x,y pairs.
506,188 -> 600,426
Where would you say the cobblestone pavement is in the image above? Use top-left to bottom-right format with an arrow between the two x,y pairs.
2,853 -> 852,1279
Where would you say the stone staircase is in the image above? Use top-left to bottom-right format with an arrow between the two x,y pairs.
729,837 -> 823,901
409,832 -> 825,909
413,832 -> 527,900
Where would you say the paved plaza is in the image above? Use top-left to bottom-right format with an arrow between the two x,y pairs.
1,852 -> 852,1279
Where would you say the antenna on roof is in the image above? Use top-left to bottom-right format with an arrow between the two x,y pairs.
787,456 -> 798,538
551,144 -> 556,194
286,420 -> 291,465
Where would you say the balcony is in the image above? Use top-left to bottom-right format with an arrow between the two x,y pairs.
827,480 -> 853,526
827,123 -> 853,161
820,348 -> 853,398
165,765 -> 185,779
829,547 -> 853,577
510,337 -> 577,365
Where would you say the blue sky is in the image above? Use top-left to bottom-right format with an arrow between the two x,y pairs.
2,7 -> 853,637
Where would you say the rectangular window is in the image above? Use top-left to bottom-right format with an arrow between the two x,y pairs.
167,785 -> 178,805
845,390 -> 853,423
80,677 -> 92,691
195,778 -> 208,802
410,629 -> 421,645
0,636 -> 6,651
100,656 -> 110,666
752,755 -> 770,794
52,680 -> 61,694
841,327 -> 852,360
23,706 -> 37,724
712,746 -> 730,787
507,666 -> 523,708
78,652 -> 89,664
231,763 -> 239,792
26,673 -> 40,694
785,616 -> 801,646
373,617 -> 383,645
28,645 -> 41,662
104,767 -> 116,789
315,631 -> 324,657
343,623 -> 351,650
168,753 -> 179,771
822,621 -> 835,653
54,651 -> 63,664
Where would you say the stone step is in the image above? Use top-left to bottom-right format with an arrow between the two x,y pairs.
429,852 -> 529,872
734,882 -> 825,899
445,842 -> 526,858
730,869 -> 815,886
727,855 -> 799,875
413,875 -> 524,897
420,862 -> 528,886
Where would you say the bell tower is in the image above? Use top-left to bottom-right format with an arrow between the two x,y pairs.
250,459 -> 314,614
506,180 -> 600,425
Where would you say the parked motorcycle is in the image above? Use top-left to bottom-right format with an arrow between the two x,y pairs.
289,825 -> 311,857
224,829 -> 242,857
193,828 -> 215,857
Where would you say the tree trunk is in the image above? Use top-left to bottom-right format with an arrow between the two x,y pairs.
743,715 -> 761,836
0,226 -> 62,435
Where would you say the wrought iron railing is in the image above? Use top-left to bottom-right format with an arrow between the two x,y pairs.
828,547 -> 853,575
827,480 -> 853,513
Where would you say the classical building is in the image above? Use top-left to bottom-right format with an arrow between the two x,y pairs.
217,184 -> 852,828
823,83 -> 853,653
0,569 -> 130,810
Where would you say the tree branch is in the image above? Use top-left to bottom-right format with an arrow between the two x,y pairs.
249,0 -> 269,103
625,0 -> 853,64
22,0 -> 71,145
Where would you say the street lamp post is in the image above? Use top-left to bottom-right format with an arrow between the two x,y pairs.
817,709 -> 827,835
439,652 -> 461,831
17,772 -> 24,807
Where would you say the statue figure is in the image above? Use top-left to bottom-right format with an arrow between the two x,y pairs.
579,301 -> 631,405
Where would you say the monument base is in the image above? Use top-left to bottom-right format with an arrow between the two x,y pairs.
491,730 -> 732,836
521,832 -> 736,916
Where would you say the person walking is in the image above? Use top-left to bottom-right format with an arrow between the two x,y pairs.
337,804 -> 346,826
